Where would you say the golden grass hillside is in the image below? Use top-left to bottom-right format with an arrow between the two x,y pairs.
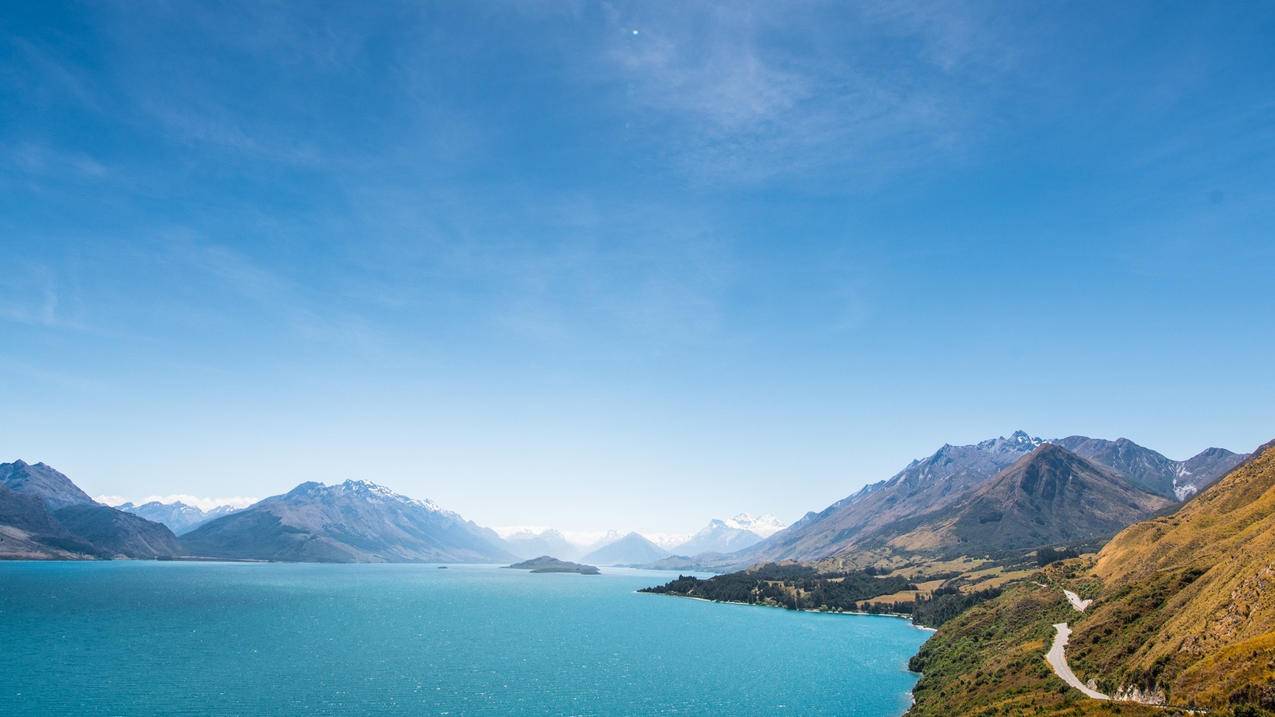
1064,439 -> 1275,709
908,440 -> 1275,716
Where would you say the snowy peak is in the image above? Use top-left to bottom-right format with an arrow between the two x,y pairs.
182,479 -> 513,563
719,513 -> 785,537
976,430 -> 1045,455
114,499 -> 244,535
670,514 -> 783,556
280,479 -> 447,514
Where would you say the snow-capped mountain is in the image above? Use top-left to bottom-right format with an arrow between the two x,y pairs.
182,479 -> 515,563
115,500 -> 242,535
719,513 -> 785,538
669,513 -> 788,556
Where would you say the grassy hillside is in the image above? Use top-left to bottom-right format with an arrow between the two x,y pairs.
1065,440 -> 1275,709
909,562 -> 1161,717
908,440 -> 1275,716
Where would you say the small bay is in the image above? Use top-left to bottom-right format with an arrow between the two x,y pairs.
0,562 -> 928,716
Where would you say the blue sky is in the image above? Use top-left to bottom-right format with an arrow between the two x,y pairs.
2,1 -> 1273,534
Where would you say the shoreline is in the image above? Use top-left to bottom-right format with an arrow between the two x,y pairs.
638,590 -> 938,634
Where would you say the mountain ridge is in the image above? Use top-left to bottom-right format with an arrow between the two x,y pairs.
721,431 -> 1241,567
181,479 -> 515,563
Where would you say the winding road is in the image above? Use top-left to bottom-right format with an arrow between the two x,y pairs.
1046,587 -> 1110,700
1046,622 -> 1110,700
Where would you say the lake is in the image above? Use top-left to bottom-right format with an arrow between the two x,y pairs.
0,562 -> 929,715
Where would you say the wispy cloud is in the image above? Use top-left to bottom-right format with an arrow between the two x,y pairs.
591,1 -> 1014,185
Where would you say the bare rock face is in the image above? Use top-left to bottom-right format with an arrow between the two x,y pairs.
1113,685 -> 1167,705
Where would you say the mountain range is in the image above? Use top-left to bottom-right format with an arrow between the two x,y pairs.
498,513 -> 784,563
719,431 -> 1244,567
0,430 -> 1247,568
182,480 -> 515,563
502,528 -> 583,561
115,501 -> 242,535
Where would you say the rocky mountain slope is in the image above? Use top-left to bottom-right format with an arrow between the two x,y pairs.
52,503 -> 182,557
1054,435 -> 1245,500
728,432 -> 1238,566
0,461 -> 180,559
938,444 -> 1174,553
0,460 -> 95,510
181,480 -> 516,563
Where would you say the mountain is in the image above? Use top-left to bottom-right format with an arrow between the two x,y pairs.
116,500 -> 241,535
580,532 -> 669,566
722,513 -> 786,537
672,519 -> 765,555
936,444 -> 1174,554
502,528 -> 581,561
1054,435 -> 1245,499
909,438 -> 1275,716
0,460 -> 180,559
181,480 -> 516,563
0,482 -> 100,559
806,444 -> 1172,561
0,460 -> 95,510
729,431 -> 1239,566
1174,445 -> 1249,499
51,503 -> 183,557
735,431 -> 1046,563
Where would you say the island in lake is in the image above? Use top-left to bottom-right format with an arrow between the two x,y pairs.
506,556 -> 600,575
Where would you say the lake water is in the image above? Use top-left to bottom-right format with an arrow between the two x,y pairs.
0,562 -> 928,716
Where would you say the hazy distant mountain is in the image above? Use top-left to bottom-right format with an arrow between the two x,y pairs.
673,516 -> 774,555
116,501 -> 241,535
502,528 -> 581,561
181,480 -> 516,563
722,513 -> 785,537
0,460 -> 95,510
0,460 -> 180,559
580,532 -> 669,566
1053,436 -> 1245,500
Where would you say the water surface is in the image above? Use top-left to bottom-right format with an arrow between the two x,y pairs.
0,562 -> 928,715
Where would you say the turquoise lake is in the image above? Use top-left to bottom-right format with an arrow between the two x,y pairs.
0,562 -> 929,715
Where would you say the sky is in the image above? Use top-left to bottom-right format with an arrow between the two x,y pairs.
2,1 -> 1273,535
